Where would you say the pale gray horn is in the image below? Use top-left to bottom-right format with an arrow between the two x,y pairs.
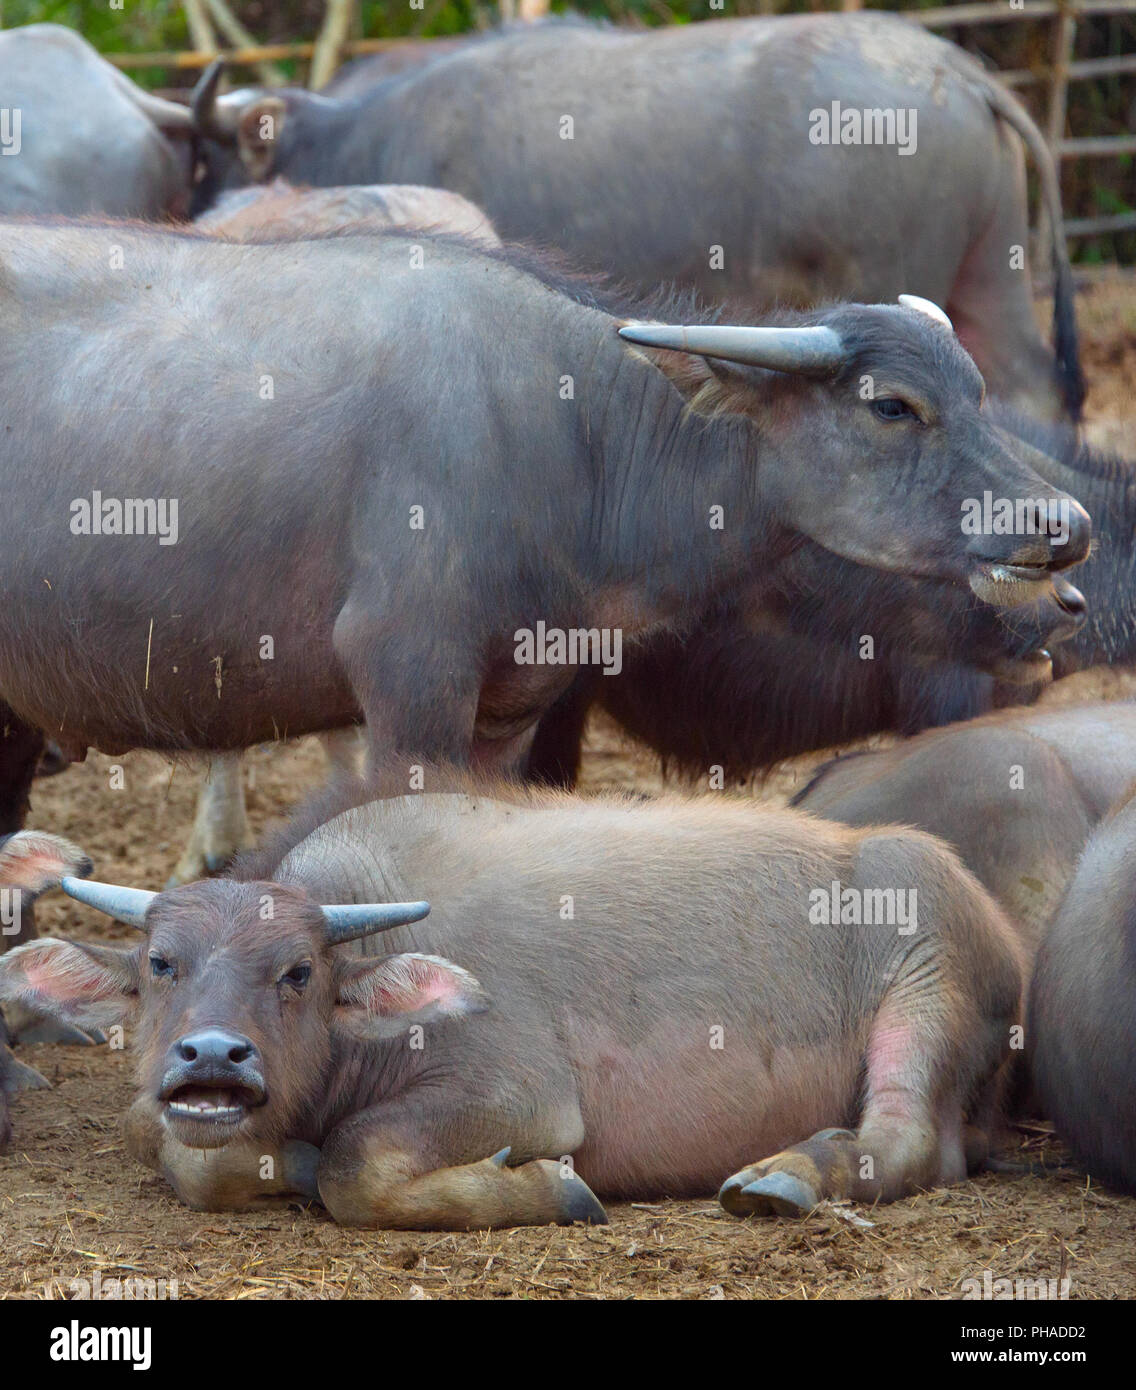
898,294 -> 954,331
618,323 -> 846,376
61,876 -> 156,930
191,58 -> 238,143
322,901 -> 431,946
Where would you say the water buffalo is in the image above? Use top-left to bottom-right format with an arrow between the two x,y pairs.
0,771 -> 1025,1226
790,702 -> 1136,1191
1028,790 -> 1136,1195
190,13 -> 1084,419
0,24 -> 193,218
321,36 -> 473,97
794,702 -> 1136,951
135,401 -> 1119,882
195,178 -> 499,245
0,223 -> 1089,864
527,409 -> 1130,789
172,401 -> 1101,882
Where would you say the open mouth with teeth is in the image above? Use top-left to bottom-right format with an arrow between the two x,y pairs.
968,561 -> 1057,610
164,1085 -> 259,1127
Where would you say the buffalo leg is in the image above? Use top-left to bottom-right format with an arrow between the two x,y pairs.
168,752 -> 255,886
525,673 -> 597,788
720,1002 -> 1007,1218
0,708 -> 43,839
318,1097 -> 605,1230
333,599 -> 481,768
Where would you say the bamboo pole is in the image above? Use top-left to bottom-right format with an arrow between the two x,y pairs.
204,0 -> 286,84
310,0 -> 357,89
1047,0 -> 1077,150
104,38 -> 426,71
182,0 -> 219,57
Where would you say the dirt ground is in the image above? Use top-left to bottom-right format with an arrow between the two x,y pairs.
2,274 -> 1135,1301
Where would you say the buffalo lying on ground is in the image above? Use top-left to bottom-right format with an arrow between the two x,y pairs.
795,702 -> 1136,950
0,223 -> 1088,859
793,700 -> 1136,1190
0,769 -> 1024,1226
1028,790 -> 1136,1196
0,24 -> 193,218
191,13 -> 1084,419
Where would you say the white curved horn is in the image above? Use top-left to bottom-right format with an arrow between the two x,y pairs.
60,877 -> 157,930
618,323 -> 846,377
898,295 -> 954,331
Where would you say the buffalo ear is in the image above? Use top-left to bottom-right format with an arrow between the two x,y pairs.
333,953 -> 488,1041
0,831 -> 93,899
0,939 -> 140,1032
237,97 -> 285,180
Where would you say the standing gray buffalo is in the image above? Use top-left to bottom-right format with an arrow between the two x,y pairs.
527,408 -> 1129,788
0,223 -> 1090,851
0,24 -> 193,218
1028,790 -> 1136,1195
191,13 -> 1084,419
0,772 -> 1025,1226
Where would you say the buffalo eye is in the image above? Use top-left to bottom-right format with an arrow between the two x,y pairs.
149,954 -> 176,981
280,963 -> 312,993
871,397 -> 917,422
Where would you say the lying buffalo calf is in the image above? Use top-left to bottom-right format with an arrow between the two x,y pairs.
1028,791 -> 1136,1195
0,776 -> 1023,1227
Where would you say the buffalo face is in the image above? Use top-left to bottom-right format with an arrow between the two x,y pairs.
622,300 -> 1090,681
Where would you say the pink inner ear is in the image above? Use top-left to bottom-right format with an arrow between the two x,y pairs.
21,946 -> 119,1004
0,833 -> 85,894
345,954 -> 474,1018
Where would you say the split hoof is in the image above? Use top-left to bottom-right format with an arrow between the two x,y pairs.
2,1051 -> 51,1093
719,1169 -> 819,1219
557,1170 -> 608,1226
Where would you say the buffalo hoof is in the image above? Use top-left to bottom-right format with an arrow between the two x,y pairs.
35,742 -> 72,778
165,852 -> 237,890
719,1170 -> 819,1220
2,1050 -> 51,1093
558,1171 -> 608,1226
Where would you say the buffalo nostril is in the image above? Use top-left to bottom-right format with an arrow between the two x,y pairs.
175,1029 -> 256,1070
